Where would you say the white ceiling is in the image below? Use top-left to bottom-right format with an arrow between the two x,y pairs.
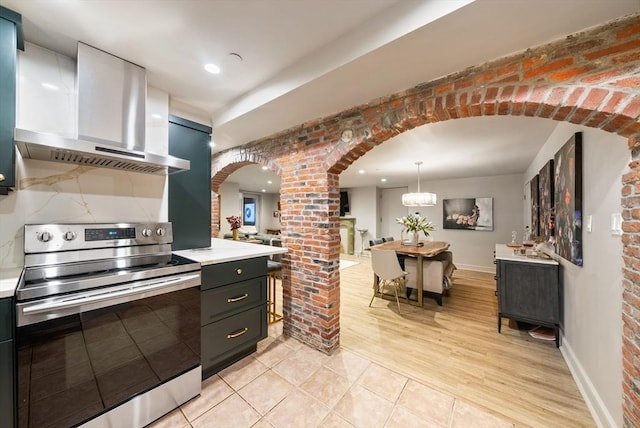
2,0 -> 638,192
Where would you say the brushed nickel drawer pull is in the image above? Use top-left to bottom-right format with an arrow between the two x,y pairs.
227,293 -> 249,303
227,327 -> 248,339
236,268 -> 243,275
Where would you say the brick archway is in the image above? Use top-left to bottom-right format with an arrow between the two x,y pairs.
211,14 -> 640,425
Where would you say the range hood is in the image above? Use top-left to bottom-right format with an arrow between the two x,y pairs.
15,43 -> 190,175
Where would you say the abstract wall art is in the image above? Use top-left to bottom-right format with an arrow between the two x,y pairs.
554,132 -> 583,266
530,175 -> 540,237
538,159 -> 554,239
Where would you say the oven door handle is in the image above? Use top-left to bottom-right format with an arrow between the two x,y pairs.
22,273 -> 201,315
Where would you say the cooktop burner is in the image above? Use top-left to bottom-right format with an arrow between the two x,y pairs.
18,223 -> 200,302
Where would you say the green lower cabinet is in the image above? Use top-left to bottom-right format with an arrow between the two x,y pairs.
200,258 -> 268,379
0,296 -> 15,428
0,339 -> 14,428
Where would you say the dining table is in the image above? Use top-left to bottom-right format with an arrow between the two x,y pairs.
371,240 -> 450,307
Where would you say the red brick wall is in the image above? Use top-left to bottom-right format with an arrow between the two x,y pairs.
212,13 -> 640,424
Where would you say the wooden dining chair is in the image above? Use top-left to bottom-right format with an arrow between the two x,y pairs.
369,248 -> 408,313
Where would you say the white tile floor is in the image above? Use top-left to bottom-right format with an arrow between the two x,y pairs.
149,323 -> 515,428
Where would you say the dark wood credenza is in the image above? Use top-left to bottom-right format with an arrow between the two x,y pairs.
495,244 -> 562,347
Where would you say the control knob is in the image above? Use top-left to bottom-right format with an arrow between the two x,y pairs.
37,231 -> 52,242
142,228 -> 153,237
63,231 -> 77,241
156,227 -> 166,237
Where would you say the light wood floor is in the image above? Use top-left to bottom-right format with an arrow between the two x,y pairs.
336,253 -> 594,428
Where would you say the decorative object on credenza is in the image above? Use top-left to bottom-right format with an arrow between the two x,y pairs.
530,175 -> 540,236
443,197 -> 493,231
402,161 -> 437,206
226,215 -> 242,240
554,132 -> 583,266
538,159 -> 554,239
396,213 -> 434,244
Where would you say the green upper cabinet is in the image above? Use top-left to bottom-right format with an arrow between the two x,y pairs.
169,115 -> 212,250
0,6 -> 23,195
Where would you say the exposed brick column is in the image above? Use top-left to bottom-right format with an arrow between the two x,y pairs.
622,135 -> 640,428
279,148 -> 342,353
211,191 -> 220,237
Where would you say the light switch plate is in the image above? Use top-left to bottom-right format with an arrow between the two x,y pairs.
611,213 -> 623,236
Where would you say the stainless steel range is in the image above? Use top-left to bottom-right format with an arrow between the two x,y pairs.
15,222 -> 202,428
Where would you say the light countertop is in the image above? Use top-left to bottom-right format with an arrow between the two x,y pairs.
0,239 -> 286,298
495,243 -> 559,265
0,268 -> 22,299
174,238 -> 287,266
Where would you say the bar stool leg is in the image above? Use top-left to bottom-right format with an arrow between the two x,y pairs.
267,271 -> 283,324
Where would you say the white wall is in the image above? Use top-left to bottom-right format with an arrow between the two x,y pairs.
390,174 -> 523,271
219,181 -> 242,235
260,192 -> 281,232
524,122 -> 627,428
345,175 -> 522,270
218,185 -> 281,236
169,98 -> 212,128
343,186 -> 378,248
0,43 -> 169,269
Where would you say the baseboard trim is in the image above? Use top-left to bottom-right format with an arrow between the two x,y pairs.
561,337 -> 618,428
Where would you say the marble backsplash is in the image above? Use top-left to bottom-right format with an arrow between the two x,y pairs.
0,155 -> 167,269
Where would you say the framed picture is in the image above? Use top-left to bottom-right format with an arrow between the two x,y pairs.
554,132 -> 583,266
538,159 -> 554,239
243,197 -> 256,226
530,175 -> 540,237
443,197 -> 493,231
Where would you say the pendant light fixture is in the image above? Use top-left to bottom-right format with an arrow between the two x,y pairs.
402,161 -> 437,206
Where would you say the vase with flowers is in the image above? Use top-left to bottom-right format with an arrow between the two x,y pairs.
226,215 -> 242,240
396,213 -> 434,245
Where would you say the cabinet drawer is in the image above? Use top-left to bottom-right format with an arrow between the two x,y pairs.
201,277 -> 266,324
0,298 -> 13,341
201,306 -> 267,369
201,257 -> 267,290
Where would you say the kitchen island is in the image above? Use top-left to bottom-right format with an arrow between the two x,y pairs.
173,237 -> 286,265
175,238 -> 287,378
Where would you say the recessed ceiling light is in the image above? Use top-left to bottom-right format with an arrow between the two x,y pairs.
204,63 -> 221,74
261,189 -> 266,193
358,169 -> 365,174
261,166 -> 268,171
209,139 -> 215,148
151,114 -> 162,119
267,180 -> 272,184
381,178 -> 387,182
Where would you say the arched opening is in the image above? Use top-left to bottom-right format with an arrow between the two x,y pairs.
335,115 -> 628,426
210,14 -> 640,426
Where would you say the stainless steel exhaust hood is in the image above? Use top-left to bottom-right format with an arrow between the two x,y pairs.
15,43 -> 190,175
